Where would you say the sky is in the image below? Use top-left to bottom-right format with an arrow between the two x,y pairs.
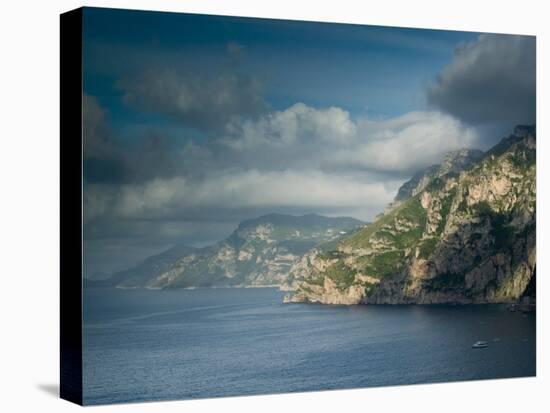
81,7 -> 536,278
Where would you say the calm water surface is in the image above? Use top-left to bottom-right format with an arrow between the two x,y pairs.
83,287 -> 535,405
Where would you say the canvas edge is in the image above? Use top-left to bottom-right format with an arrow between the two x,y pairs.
60,7 -> 84,406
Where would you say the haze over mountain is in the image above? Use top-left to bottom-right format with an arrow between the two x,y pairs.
97,214 -> 363,288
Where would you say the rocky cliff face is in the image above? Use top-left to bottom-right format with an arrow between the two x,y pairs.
286,126 -> 536,305
390,148 -> 483,207
106,214 -> 363,289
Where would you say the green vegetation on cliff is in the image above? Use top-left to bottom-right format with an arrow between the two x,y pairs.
288,125 -> 536,305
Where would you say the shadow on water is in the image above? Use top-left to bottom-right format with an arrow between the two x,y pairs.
37,383 -> 59,398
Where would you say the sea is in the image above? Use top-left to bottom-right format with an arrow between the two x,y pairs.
83,287 -> 536,405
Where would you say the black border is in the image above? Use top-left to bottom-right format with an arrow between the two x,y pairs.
60,7 -> 83,406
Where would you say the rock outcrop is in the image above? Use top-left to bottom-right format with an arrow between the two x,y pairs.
389,148 -> 483,209
286,126 -> 536,305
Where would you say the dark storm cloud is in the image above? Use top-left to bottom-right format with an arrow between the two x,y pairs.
427,34 -> 536,126
117,69 -> 268,131
83,94 -> 114,159
83,94 -> 128,184
83,93 -> 184,185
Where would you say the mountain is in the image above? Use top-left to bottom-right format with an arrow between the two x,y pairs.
285,126 -> 536,305
390,148 -> 483,207
103,213 -> 364,289
100,244 -> 198,288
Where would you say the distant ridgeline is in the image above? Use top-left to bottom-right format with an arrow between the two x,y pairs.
91,214 -> 364,289
91,125 -> 536,306
286,125 -> 536,305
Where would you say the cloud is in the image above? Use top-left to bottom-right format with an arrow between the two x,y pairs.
427,34 -> 535,126
85,170 -> 399,223
333,111 -> 479,173
83,94 -> 132,184
84,100 -> 479,231
227,41 -> 245,57
83,94 -> 189,185
219,105 -> 478,174
223,103 -> 356,150
83,94 -> 113,158
118,69 -> 268,130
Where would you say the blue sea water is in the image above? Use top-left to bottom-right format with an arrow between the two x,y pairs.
83,287 -> 536,405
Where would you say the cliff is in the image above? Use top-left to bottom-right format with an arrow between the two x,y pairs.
286,126 -> 536,305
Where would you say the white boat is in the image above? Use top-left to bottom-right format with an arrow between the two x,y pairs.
472,340 -> 488,349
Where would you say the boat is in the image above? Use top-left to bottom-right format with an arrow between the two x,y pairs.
472,341 -> 488,349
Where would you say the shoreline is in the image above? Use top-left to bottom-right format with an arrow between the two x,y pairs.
90,285 -> 535,310
110,284 -> 282,291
